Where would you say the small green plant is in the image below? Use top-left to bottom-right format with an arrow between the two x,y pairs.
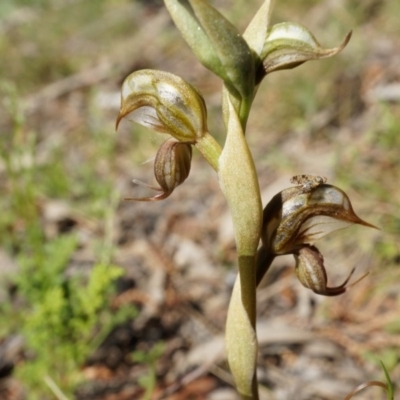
0,81 -> 134,398
132,342 -> 165,400
115,1 -> 376,398
344,361 -> 395,400
15,246 -> 130,399
0,224 -> 135,398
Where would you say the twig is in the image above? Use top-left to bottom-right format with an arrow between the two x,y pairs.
43,376 -> 70,400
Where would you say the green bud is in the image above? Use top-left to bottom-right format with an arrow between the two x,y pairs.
116,69 -> 208,143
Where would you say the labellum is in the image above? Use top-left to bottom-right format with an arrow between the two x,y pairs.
125,139 -> 192,201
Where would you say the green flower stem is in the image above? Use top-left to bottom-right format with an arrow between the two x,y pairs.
222,86 -> 253,132
226,256 -> 259,400
195,131 -> 222,172
238,96 -> 254,130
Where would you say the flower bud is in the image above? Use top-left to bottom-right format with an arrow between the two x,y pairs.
126,138 -> 192,201
116,69 -> 208,143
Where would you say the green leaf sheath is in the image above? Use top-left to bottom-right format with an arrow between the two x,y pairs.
218,99 -> 262,256
219,98 -> 262,399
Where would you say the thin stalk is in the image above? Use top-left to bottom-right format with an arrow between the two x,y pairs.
43,376 -> 70,400
195,131 -> 222,172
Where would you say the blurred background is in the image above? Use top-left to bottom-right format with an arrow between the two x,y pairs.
0,0 -> 399,399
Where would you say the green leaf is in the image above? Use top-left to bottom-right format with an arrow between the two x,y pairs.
380,361 -> 395,400
164,0 -> 255,102
164,0 -> 224,74
218,98 -> 262,256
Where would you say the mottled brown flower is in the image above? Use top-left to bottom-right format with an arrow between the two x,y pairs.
257,177 -> 376,295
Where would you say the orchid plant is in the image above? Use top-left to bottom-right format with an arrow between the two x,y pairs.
115,1 -> 376,399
